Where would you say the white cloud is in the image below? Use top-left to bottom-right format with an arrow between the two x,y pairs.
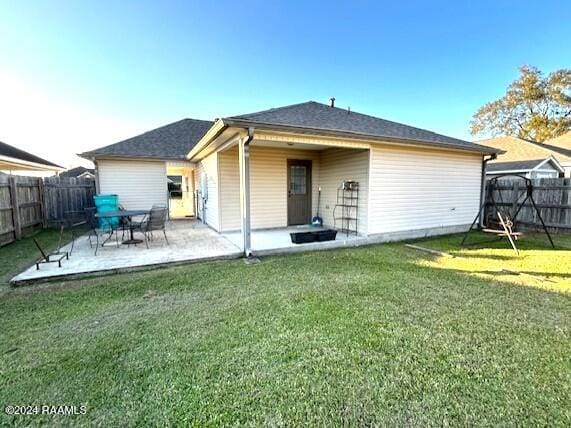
0,71 -> 146,169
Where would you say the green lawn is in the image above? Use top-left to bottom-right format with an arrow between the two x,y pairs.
0,228 -> 69,285
0,232 -> 569,426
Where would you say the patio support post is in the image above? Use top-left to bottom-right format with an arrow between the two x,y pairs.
239,128 -> 254,257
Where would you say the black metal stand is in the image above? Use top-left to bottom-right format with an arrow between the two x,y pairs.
334,181 -> 359,236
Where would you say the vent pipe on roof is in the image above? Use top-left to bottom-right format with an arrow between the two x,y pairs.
329,97 -> 335,108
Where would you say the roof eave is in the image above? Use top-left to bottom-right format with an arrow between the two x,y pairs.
485,169 -> 533,174
222,118 -> 500,155
0,154 -> 64,171
533,156 -> 565,173
79,153 -> 189,162
186,119 -> 227,160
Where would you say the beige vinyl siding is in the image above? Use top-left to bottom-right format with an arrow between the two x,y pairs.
319,148 -> 369,234
218,145 -> 320,231
368,145 -> 482,234
97,160 -> 167,209
195,153 -> 220,231
218,147 -> 240,231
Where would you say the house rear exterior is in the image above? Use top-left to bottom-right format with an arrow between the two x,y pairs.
82,119 -> 213,219
82,101 -> 497,255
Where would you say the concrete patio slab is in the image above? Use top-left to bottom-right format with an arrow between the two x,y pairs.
223,226 -> 366,256
11,220 -> 242,284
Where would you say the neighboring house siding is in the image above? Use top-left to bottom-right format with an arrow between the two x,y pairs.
97,160 -> 167,209
531,162 -> 560,179
319,148 -> 369,235
368,145 -> 481,235
218,145 -> 320,231
487,162 -> 561,180
195,153 -> 220,231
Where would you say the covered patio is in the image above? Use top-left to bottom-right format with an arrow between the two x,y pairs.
197,129 -> 371,257
223,226 -> 366,256
11,220 -> 242,284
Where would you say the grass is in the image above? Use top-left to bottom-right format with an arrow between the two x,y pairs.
0,228 -> 74,285
412,231 -> 571,293
0,232 -> 569,426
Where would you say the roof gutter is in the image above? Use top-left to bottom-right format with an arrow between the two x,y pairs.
78,153 -> 191,163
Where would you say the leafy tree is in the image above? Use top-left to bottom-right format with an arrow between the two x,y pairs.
470,65 -> 571,142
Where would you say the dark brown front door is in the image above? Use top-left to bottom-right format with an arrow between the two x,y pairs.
287,160 -> 312,225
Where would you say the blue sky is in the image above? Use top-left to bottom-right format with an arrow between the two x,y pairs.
0,0 -> 570,167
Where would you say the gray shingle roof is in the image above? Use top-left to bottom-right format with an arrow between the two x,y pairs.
82,118 -> 213,160
531,141 -> 571,159
487,159 -> 548,172
0,140 -> 62,168
228,101 -> 495,153
60,166 -> 95,178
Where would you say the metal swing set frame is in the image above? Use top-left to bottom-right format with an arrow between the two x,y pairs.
461,173 -> 555,254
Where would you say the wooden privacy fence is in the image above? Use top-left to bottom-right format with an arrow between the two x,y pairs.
0,175 -> 96,247
485,177 -> 571,232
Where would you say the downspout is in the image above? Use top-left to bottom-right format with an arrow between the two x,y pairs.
479,153 -> 497,227
239,127 -> 255,257
94,159 -> 101,194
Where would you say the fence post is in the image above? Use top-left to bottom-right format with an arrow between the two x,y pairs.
38,178 -> 48,228
8,176 -> 22,240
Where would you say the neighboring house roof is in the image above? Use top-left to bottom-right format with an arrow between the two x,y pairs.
59,166 -> 95,178
81,118 -> 213,161
223,101 -> 496,154
532,132 -> 571,161
486,156 -> 564,174
0,140 -> 63,171
547,131 -> 571,150
478,135 -> 571,164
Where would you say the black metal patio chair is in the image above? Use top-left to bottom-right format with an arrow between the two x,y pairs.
58,209 -> 88,256
133,205 -> 169,248
85,207 -> 117,255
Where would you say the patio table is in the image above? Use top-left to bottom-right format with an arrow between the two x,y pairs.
95,209 -> 149,245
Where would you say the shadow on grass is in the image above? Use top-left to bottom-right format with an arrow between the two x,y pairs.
427,267 -> 571,280
413,230 -> 571,253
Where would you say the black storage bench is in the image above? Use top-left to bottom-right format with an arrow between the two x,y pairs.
290,229 -> 337,244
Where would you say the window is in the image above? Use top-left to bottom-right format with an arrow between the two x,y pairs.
290,165 -> 307,194
167,175 -> 183,199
